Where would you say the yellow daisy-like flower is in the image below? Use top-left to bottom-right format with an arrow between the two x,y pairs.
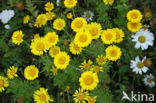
80,59 -> 93,71
91,65 -> 103,73
54,52 -> 70,69
34,33 -> 40,39
7,66 -> 18,79
46,12 -> 56,20
30,38 -> 47,56
127,9 -> 142,22
96,54 -> 107,66
105,45 -> 122,61
73,88 -> 89,103
33,87 -> 54,103
11,30 -> 24,45
45,2 -> 54,12
24,65 -> 39,80
87,22 -> 102,39
44,32 -> 59,50
87,96 -> 97,103
127,21 -> 142,32
23,15 -> 30,24
101,29 -> 116,44
69,42 -> 83,55
49,46 -> 60,58
0,76 -> 9,92
71,17 -> 87,32
103,0 -> 114,5
79,71 -> 99,90
34,14 -> 48,28
113,28 -> 125,43
53,18 -> 66,31
74,30 -> 92,47
66,12 -> 73,19
51,66 -> 58,75
64,0 -> 77,8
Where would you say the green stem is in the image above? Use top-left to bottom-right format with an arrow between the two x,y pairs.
67,93 -> 71,103
69,64 -> 83,72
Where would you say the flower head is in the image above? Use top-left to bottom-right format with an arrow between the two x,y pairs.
0,76 -> 9,92
64,0 -> 77,8
23,15 -> 30,24
80,59 -> 93,71
127,9 -> 143,22
82,11 -> 94,21
45,2 -> 54,12
34,14 -> 48,28
69,42 -> 83,55
11,30 -> 24,45
143,74 -> 155,87
53,18 -> 66,31
7,66 -> 18,79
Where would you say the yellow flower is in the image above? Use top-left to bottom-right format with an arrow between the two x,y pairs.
33,88 -> 54,103
73,88 -> 89,103
127,9 -> 142,22
45,2 -> 54,12
24,65 -> 39,80
30,38 -> 47,56
54,52 -> 70,69
96,54 -> 107,66
87,96 -> 97,103
91,65 -> 103,73
0,76 -> 9,92
103,0 -> 114,5
80,59 -> 93,71
79,71 -> 99,90
105,45 -> 122,61
34,14 -> 48,28
69,42 -> 83,55
113,28 -> 125,43
23,15 -> 30,24
11,30 -> 24,45
34,33 -> 40,39
145,12 -> 152,19
87,22 -> 102,39
127,21 -> 142,32
49,46 -> 60,58
7,66 -> 18,79
64,0 -> 77,8
44,32 -> 59,50
46,12 -> 56,20
53,18 -> 66,31
101,29 -> 116,44
64,86 -> 70,93
66,12 -> 73,19
71,17 -> 87,32
74,30 -> 92,47
51,66 -> 58,75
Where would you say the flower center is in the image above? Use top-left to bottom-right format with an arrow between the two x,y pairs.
90,28 -> 98,36
83,75 -> 94,85
67,0 -> 74,5
29,69 -> 36,77
16,34 -> 22,41
77,92 -> 85,101
58,56 -> 66,64
137,62 -> 144,69
79,34 -> 87,42
83,64 -> 90,70
0,80 -> 4,87
130,22 -> 138,28
53,49 -> 59,55
88,97 -> 95,103
105,33 -> 112,40
36,42 -> 44,51
75,20 -> 83,28
11,70 -> 16,75
131,12 -> 138,19
109,50 -> 117,57
52,69 -> 58,73
57,22 -> 64,28
48,36 -> 55,43
40,94 -> 46,101
86,13 -> 91,18
147,78 -> 152,83
138,36 -> 146,43
73,44 -> 80,50
94,66 -> 100,72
